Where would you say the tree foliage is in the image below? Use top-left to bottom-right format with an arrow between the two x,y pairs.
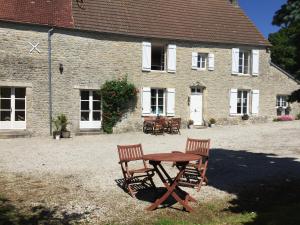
100,77 -> 137,134
269,0 -> 300,102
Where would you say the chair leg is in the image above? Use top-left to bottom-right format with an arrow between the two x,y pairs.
148,174 -> 156,188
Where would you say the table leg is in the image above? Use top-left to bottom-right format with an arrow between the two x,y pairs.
146,161 -> 195,212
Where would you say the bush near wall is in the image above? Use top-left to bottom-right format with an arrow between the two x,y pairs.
273,115 -> 295,122
100,77 -> 137,133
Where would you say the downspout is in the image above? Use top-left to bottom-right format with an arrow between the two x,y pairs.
48,28 -> 54,135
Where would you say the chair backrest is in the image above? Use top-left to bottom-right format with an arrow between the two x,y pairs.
185,138 -> 210,157
171,118 -> 181,127
155,118 -> 165,126
117,144 -> 144,162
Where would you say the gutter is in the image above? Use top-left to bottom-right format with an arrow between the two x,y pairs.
48,28 -> 54,135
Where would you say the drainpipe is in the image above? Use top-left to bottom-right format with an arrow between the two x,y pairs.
48,28 -> 54,135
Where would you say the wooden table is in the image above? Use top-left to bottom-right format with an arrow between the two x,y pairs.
143,153 -> 201,212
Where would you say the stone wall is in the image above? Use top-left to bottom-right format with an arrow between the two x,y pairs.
0,22 -> 299,136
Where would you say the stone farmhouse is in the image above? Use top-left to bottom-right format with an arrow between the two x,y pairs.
0,0 -> 299,136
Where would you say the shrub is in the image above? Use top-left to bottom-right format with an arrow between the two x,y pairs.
209,118 -> 216,124
276,115 -> 295,121
296,113 -> 300,120
188,119 -> 194,125
52,114 -> 70,132
241,114 -> 249,120
100,77 -> 137,133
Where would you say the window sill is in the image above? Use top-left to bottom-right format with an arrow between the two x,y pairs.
150,70 -> 167,73
232,73 -> 259,77
196,68 -> 207,71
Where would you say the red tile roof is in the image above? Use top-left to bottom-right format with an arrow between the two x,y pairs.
0,0 -> 270,46
0,0 -> 74,28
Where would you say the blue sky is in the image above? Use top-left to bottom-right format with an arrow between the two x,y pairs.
239,0 -> 287,38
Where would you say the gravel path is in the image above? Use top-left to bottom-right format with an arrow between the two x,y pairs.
1,121 -> 300,224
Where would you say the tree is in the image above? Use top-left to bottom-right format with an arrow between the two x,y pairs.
269,0 -> 300,102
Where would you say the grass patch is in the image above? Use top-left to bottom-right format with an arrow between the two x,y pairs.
135,179 -> 300,225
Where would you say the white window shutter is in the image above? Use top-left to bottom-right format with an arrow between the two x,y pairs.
142,87 -> 151,115
167,44 -> 176,73
251,90 -> 260,115
192,52 -> 198,70
142,42 -> 151,71
167,88 -> 175,116
252,49 -> 259,76
230,89 -> 238,115
208,53 -> 215,71
232,48 -> 239,75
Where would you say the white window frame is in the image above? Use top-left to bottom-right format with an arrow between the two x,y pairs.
0,87 -> 26,129
237,90 -> 250,115
238,50 -> 251,75
150,88 -> 166,116
80,90 -> 102,129
197,53 -> 208,70
276,95 -> 288,109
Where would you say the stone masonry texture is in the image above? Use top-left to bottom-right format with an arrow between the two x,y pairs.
0,22 -> 299,136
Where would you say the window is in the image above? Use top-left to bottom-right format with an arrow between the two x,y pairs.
151,45 -> 165,71
276,95 -> 289,116
151,88 -> 165,115
197,53 -> 207,69
238,50 -> 251,74
191,87 -> 202,94
237,90 -> 249,115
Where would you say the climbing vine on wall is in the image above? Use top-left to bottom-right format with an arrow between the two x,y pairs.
100,77 -> 137,134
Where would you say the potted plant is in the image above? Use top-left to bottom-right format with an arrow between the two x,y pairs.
52,117 -> 61,140
52,114 -> 71,139
241,114 -> 249,120
209,118 -> 216,127
187,119 -> 194,129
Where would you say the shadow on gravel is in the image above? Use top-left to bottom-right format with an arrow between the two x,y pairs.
0,196 -> 86,225
115,148 -> 300,224
207,148 -> 300,225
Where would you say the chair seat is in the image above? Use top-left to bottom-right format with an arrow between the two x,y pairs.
186,162 -> 205,170
129,167 -> 154,175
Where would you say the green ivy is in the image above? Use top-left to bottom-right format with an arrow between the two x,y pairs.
100,77 -> 137,133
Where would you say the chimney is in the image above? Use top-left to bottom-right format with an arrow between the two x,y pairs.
230,0 -> 239,7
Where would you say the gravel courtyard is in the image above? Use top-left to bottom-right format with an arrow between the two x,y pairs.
1,121 -> 300,224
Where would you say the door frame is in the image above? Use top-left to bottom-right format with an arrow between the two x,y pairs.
189,87 -> 203,126
79,90 -> 102,129
0,87 -> 26,130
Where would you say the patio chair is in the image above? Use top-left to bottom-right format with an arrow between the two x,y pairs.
117,144 -> 156,197
169,118 -> 181,134
174,138 -> 211,191
143,118 -> 155,134
153,118 -> 165,135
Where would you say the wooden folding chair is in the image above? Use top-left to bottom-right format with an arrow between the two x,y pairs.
117,144 -> 155,197
169,118 -> 181,134
153,118 -> 165,135
174,138 -> 211,191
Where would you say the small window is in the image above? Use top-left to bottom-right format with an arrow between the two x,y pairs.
197,53 -> 208,69
238,50 -> 251,74
237,90 -> 249,115
151,88 -> 165,115
151,45 -> 165,71
276,95 -> 290,116
191,87 -> 202,94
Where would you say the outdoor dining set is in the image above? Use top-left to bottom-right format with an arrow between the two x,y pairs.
117,138 -> 211,212
143,116 -> 181,135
